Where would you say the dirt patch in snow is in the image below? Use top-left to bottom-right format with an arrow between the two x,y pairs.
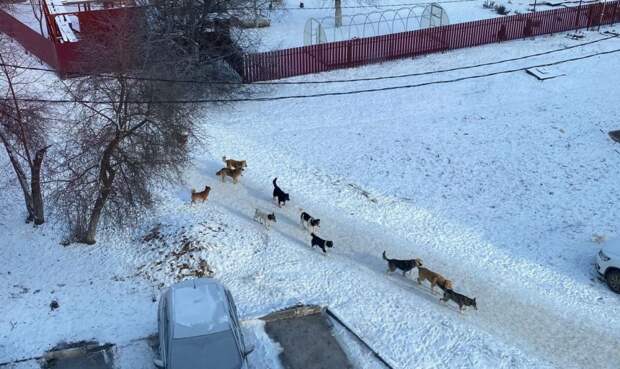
134,222 -> 228,287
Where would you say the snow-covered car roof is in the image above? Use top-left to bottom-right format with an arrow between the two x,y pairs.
168,278 -> 232,339
602,238 -> 620,258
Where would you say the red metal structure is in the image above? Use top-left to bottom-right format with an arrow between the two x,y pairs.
0,0 -> 138,74
1,1 -> 619,81
0,9 -> 58,67
243,1 -> 620,82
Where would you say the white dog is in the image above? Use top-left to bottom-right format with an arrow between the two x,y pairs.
254,209 -> 276,229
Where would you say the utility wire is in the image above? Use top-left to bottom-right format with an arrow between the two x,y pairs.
5,46 -> 620,104
1,35 -> 617,85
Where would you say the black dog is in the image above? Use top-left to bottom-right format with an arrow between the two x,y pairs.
300,211 -> 320,232
440,289 -> 478,313
311,233 -> 333,254
272,177 -> 290,207
382,251 -> 423,276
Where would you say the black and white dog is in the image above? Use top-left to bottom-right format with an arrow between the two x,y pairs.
254,208 -> 276,230
300,210 -> 320,232
272,178 -> 290,207
382,251 -> 422,276
310,233 -> 333,254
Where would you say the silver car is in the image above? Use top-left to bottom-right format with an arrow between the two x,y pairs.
154,278 -> 254,369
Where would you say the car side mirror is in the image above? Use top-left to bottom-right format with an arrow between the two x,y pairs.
153,358 -> 164,368
243,345 -> 255,357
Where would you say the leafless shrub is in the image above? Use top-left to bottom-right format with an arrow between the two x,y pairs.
483,0 -> 496,9
495,4 -> 509,15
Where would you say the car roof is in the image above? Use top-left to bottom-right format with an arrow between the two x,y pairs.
167,278 -> 232,339
602,238 -> 620,256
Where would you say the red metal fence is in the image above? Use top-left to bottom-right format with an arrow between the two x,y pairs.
0,4 -> 143,75
243,1 -> 620,82
0,10 -> 57,68
2,2 -> 619,80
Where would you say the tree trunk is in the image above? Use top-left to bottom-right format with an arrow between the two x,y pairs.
30,146 -> 48,225
81,139 -> 119,244
335,0 -> 342,27
82,184 -> 111,244
0,131 -> 35,222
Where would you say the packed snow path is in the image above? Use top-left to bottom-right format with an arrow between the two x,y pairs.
189,153 -> 620,369
193,33 -> 620,368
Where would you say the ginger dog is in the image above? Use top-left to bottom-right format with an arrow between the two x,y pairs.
191,186 -> 211,203
222,156 -> 247,170
417,267 -> 453,294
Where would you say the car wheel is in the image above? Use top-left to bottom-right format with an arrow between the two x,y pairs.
606,269 -> 620,294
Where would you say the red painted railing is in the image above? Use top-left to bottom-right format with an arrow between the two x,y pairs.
0,4 -> 142,75
0,10 -> 57,68
243,1 -> 620,82
2,2 -> 619,80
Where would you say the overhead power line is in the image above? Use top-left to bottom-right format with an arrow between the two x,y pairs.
1,35 -> 617,85
5,47 -> 620,105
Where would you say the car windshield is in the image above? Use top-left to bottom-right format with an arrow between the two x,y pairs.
170,330 -> 242,369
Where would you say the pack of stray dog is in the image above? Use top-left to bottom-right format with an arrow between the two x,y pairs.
206,157 -> 476,312
382,250 -> 478,313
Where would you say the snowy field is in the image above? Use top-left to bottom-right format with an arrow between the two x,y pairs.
3,5 -> 620,369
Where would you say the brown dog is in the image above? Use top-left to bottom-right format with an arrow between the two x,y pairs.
417,267 -> 453,294
222,156 -> 247,170
191,186 -> 211,203
216,167 -> 244,183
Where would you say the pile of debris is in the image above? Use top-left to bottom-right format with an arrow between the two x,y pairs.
135,222 -> 226,287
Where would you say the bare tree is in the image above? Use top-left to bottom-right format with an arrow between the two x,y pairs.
0,0 -> 15,11
29,0 -> 45,36
50,0 -> 265,244
145,0 -> 264,76
0,35 -> 50,225
52,14 -> 198,244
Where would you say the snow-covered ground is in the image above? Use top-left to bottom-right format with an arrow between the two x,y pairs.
5,2 -> 48,37
254,0 -> 563,50
2,6 -> 620,369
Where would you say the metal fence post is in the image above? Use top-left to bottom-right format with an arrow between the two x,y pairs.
598,0 -> 608,31
346,39 -> 352,66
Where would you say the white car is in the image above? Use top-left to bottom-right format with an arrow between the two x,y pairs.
596,238 -> 620,293
154,278 -> 254,369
